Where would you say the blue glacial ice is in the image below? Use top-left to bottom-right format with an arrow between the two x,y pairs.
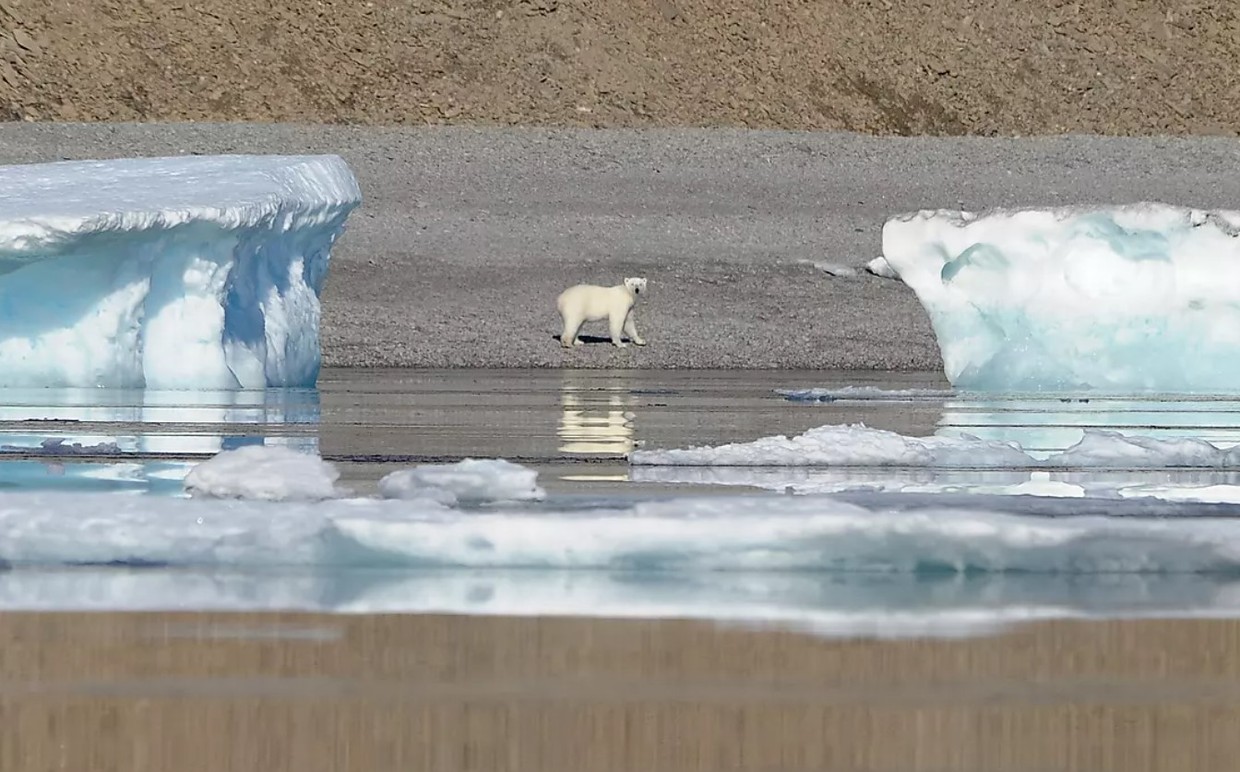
882,202 -> 1240,393
0,154 -> 360,389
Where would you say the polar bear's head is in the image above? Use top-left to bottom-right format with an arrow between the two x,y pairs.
624,277 -> 648,297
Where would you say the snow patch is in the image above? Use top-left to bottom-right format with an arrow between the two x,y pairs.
801,259 -> 858,277
865,256 -> 900,279
630,423 -> 1032,468
630,423 -> 1240,470
629,467 -> 1240,506
1054,429 -> 1238,469
378,458 -> 546,505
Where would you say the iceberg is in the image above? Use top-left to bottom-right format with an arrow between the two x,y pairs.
0,154 -> 361,389
882,203 -> 1240,393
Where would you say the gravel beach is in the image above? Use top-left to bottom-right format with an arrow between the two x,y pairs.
3,123 -> 1240,370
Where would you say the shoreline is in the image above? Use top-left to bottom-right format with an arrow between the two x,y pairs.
4,123 -> 1240,370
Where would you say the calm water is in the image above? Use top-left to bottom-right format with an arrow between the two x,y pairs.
6,367 -> 1240,638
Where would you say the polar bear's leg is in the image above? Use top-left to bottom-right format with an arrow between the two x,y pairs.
608,311 -> 628,348
560,312 -> 584,348
623,311 -> 646,346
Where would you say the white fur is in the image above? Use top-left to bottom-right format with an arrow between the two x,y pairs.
557,277 -> 648,348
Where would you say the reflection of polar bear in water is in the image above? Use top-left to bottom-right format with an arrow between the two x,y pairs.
557,277 -> 648,348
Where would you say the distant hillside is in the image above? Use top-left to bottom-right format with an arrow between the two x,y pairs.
0,0 -> 1234,135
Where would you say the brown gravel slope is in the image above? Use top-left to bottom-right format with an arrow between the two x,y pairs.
0,0 -> 1236,134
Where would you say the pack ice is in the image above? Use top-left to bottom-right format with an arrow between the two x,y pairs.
883,203 -> 1240,393
0,154 -> 361,389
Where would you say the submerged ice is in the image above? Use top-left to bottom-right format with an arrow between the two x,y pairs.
0,154 -> 360,389
883,203 -> 1240,393
6,489 -> 1240,576
13,442 -> 1240,634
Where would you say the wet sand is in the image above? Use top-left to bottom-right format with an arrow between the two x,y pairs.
3,611 -> 1239,771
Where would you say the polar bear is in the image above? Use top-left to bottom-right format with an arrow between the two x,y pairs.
557,277 -> 648,348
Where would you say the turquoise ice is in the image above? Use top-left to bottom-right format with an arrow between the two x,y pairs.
0,154 -> 361,389
883,203 -> 1240,393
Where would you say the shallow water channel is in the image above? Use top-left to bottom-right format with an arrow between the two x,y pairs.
3,368 -> 1240,636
